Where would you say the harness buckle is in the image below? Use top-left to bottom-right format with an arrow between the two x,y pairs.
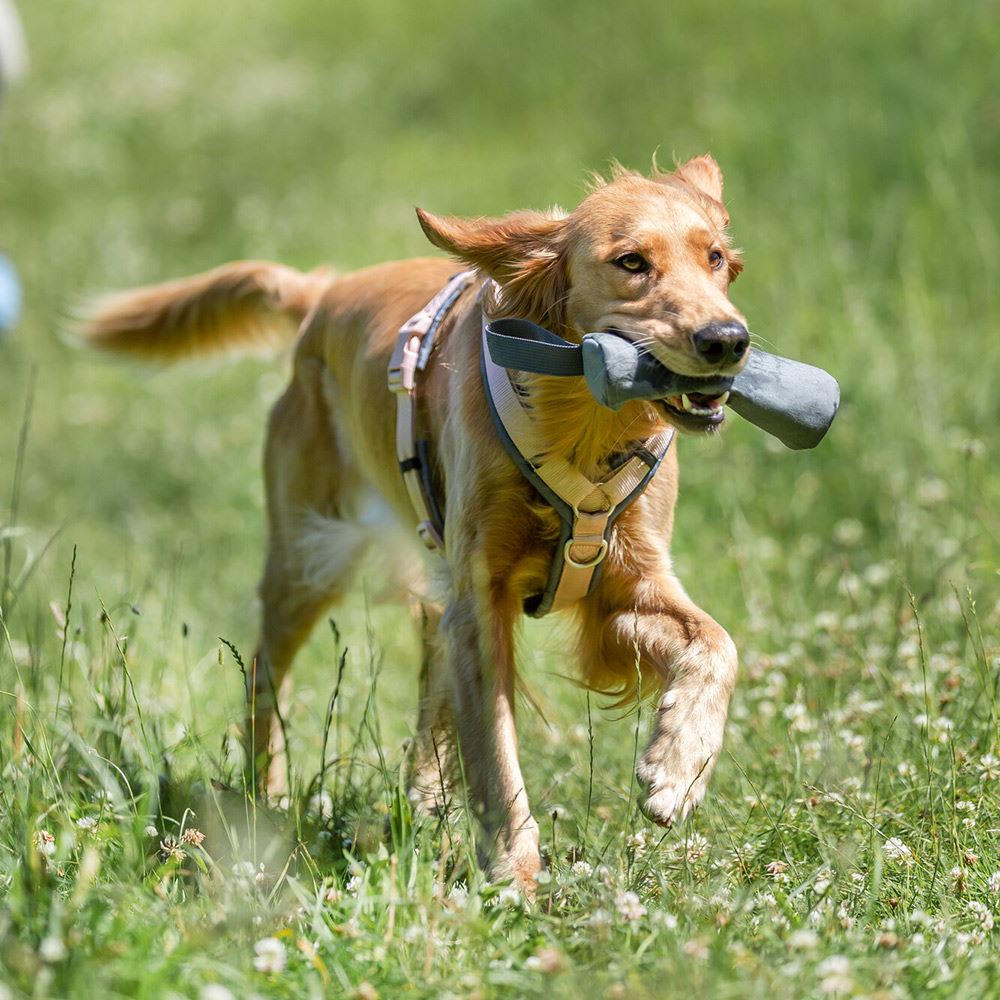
563,537 -> 608,569
387,366 -> 404,393
416,519 -> 444,551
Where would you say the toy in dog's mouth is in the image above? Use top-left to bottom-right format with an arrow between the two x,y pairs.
601,329 -> 736,431
483,317 -> 839,450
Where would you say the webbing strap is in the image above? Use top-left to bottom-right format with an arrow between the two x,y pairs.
485,318 -> 586,376
481,315 -> 673,616
389,270 -> 476,550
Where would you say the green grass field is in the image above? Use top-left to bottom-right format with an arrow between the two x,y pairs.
2,1 -> 1000,996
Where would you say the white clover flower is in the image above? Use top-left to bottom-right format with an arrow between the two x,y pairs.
252,937 -> 286,974
931,717 -> 954,744
200,986 -> 236,1000
524,948 -> 566,974
817,954 -> 852,995
615,891 -> 647,923
833,518 -> 865,545
765,860 -> 788,879
682,938 -> 709,960
33,830 -> 56,858
231,861 -> 256,890
864,563 -> 893,587
813,611 -> 840,631
838,730 -> 865,753
75,816 -> 98,833
307,791 -> 334,820
788,929 -> 818,951
987,871 -> 1000,895
571,860 -> 593,878
587,908 -> 612,929
882,837 -> 915,866
38,936 -> 67,963
345,874 -> 363,893
685,833 -> 710,863
967,901 -> 994,931
534,870 -> 552,886
652,910 -> 678,930
144,825 -> 158,838
953,931 -> 981,957
979,754 -> 1000,781
814,868 -> 834,893
497,886 -> 522,908
626,829 -> 648,854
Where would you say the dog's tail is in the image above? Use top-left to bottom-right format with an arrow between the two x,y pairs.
76,261 -> 332,361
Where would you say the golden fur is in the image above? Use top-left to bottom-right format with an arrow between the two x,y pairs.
82,156 -> 749,887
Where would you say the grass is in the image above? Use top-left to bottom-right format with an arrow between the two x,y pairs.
2,0 -> 1000,996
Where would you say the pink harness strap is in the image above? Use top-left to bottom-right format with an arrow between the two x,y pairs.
388,270 -> 476,550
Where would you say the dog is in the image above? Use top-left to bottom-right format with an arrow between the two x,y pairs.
82,155 -> 749,888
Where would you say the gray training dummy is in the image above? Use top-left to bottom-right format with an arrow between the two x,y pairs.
483,318 -> 840,450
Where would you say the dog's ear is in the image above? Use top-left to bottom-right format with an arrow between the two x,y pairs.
415,208 -> 567,325
673,154 -> 725,203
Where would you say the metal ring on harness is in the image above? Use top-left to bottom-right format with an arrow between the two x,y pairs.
563,538 -> 608,569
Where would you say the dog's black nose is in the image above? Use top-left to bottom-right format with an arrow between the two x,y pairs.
691,321 -> 750,367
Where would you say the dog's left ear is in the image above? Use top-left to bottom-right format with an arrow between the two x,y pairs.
673,154 -> 725,203
416,208 -> 567,324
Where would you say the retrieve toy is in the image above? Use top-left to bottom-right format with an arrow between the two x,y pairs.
484,318 -> 839,450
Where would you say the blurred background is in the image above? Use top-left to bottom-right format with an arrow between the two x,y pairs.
1,0 -> 999,813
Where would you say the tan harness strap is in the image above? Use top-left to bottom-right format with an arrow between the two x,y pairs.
388,270 -> 476,550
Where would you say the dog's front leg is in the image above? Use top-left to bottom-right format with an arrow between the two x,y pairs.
584,583 -> 739,827
442,582 -> 540,889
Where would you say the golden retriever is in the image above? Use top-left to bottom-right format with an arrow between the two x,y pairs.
83,155 -> 749,888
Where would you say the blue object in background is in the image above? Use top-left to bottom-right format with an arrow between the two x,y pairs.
0,253 -> 21,332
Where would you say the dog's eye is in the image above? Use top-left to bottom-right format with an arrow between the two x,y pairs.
709,250 -> 725,271
615,252 -> 649,273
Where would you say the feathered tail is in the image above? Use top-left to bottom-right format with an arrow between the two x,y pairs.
77,260 -> 331,360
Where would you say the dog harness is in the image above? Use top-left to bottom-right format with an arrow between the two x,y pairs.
389,274 -> 675,617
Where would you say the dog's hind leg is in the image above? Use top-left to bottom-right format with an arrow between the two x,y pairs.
406,600 -> 455,815
249,356 -> 363,798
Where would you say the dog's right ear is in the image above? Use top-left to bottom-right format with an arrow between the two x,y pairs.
416,208 -> 567,324
416,208 -> 564,279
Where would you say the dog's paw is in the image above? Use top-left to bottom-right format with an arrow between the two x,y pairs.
638,769 -> 708,828
636,727 -> 720,828
487,818 -> 542,894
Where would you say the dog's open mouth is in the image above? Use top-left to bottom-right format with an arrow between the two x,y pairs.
603,329 -> 734,432
660,389 -> 730,430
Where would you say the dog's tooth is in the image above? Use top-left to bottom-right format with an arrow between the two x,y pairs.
718,391 -> 730,406
682,393 -> 691,411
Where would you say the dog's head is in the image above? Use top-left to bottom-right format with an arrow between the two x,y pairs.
417,155 -> 748,433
